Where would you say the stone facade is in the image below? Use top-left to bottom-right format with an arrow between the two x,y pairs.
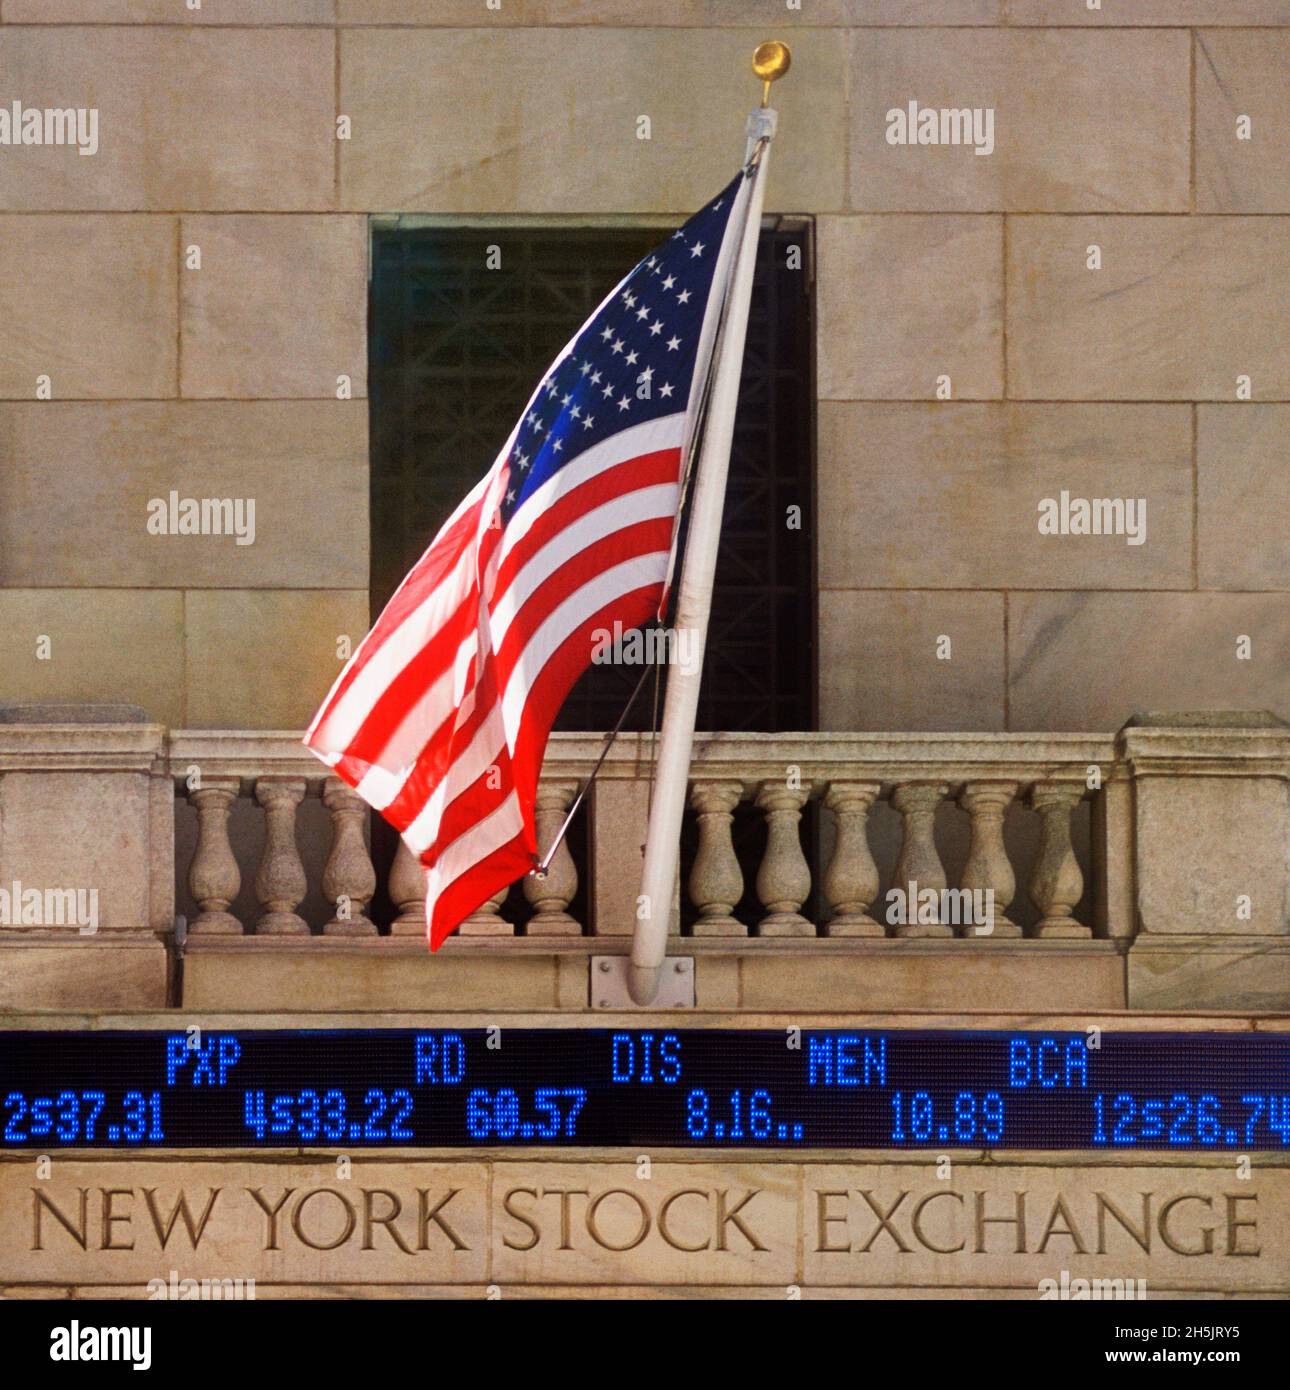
0,4 -> 1285,729
2,2 -> 1289,1304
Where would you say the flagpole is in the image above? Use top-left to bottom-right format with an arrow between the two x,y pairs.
629,42 -> 790,1006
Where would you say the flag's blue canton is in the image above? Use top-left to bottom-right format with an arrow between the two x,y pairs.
500,170 -> 745,524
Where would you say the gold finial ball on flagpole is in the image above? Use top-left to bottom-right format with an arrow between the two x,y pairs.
752,40 -> 791,107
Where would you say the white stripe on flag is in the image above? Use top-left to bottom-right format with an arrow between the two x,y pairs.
491,482 -> 680,647
424,788 -> 525,903
498,413 -> 684,565
402,695 -> 508,857
499,551 -> 671,736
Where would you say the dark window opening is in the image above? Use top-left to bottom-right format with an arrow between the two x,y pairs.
366,217 -> 817,931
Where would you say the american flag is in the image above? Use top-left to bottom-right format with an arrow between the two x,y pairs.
305,169 -> 750,947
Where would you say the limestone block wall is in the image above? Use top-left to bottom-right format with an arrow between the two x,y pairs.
0,1 -> 1286,732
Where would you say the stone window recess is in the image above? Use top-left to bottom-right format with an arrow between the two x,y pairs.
367,216 -> 818,928
367,216 -> 817,735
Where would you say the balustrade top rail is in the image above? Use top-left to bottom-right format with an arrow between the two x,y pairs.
165,729 -> 1120,787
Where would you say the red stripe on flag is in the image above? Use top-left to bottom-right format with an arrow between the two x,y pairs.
427,830 -> 532,949
492,448 -> 681,603
508,583 -> 664,815
493,519 -> 675,686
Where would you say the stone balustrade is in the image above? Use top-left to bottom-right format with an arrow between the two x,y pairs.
166,729 -> 1122,942
2,714 -> 1288,1012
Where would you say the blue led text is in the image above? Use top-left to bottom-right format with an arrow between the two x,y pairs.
610,1032 -> 681,1083
414,1032 -> 465,1084
1008,1037 -> 1088,1089
165,1034 -> 241,1086
807,1034 -> 886,1086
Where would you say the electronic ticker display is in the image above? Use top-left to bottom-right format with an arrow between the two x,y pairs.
2,1029 -> 1288,1151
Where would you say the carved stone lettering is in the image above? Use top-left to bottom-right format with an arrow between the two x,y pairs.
2,1156 -> 1286,1294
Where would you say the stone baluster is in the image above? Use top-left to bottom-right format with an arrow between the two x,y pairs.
1028,782 -> 1090,937
252,777 -> 309,935
388,838 -> 428,936
891,782 -> 951,938
689,781 -> 747,936
821,782 -> 883,937
187,776 -> 243,935
522,780 -> 580,935
321,777 -> 377,936
753,779 -> 814,936
958,781 -> 1021,939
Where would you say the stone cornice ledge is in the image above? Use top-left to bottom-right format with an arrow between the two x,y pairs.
1118,712 -> 1290,779
1,1010 -> 1280,1033
10,721 -> 1283,785
0,724 -> 168,774
164,728 -> 1120,788
168,729 -> 321,784
176,935 -> 1126,957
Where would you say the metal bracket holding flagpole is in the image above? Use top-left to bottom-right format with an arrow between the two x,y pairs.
601,41 -> 791,1010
